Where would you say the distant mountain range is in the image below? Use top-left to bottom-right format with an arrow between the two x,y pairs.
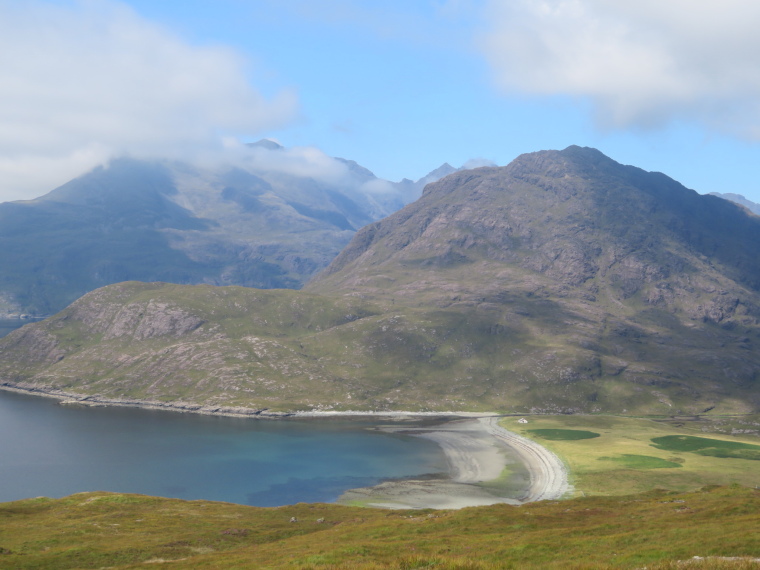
0,141 -> 471,317
2,146 -> 758,415
709,192 -> 760,216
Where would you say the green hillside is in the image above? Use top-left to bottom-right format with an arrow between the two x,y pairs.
0,277 -> 757,415
0,485 -> 757,569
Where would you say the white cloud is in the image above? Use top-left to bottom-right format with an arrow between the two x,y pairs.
479,0 -> 760,136
462,158 -> 497,169
0,0 -> 297,201
360,179 -> 396,194
239,144 -> 352,184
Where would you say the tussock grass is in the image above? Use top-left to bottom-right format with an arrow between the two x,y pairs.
0,486 -> 757,569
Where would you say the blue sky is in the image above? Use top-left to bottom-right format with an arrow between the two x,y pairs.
2,0 -> 760,202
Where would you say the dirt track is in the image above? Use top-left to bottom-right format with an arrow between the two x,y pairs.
480,416 -> 570,501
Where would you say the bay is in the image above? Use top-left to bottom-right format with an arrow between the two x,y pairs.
0,390 -> 448,506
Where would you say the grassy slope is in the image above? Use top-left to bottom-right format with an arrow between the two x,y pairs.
0,486 -> 758,569
504,415 -> 760,496
2,281 -> 758,415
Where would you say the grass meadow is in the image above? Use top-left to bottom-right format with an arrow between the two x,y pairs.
503,415 -> 760,496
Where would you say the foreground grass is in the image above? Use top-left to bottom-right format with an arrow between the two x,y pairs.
0,486 -> 758,569
506,415 -> 760,496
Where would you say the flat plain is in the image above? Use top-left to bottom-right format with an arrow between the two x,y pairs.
503,415 -> 760,496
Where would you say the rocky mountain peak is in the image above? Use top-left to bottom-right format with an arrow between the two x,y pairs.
309,146 -> 760,326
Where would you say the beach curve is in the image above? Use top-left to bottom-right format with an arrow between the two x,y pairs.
338,415 -> 571,509
480,416 -> 570,502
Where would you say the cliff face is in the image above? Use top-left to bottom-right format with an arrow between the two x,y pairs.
2,147 -> 759,415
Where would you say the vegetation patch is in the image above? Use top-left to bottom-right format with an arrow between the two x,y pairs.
0,486 -> 758,569
526,428 -> 600,440
507,415 -> 760,497
651,436 -> 760,461
599,454 -> 683,469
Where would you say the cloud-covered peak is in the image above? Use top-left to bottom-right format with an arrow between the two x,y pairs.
0,0 -> 297,201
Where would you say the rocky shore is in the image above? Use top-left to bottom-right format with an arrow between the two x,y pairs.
0,383 -> 292,418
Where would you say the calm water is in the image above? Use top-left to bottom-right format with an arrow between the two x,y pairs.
0,390 -> 448,505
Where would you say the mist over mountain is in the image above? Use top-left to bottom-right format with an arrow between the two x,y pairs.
0,142 -> 457,317
2,146 -> 758,415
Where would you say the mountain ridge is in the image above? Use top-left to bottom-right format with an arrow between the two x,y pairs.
709,191 -> 760,216
0,145 -> 462,317
2,146 -> 759,415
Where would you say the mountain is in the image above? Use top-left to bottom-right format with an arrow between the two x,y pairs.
309,146 -> 760,314
709,192 -> 760,216
0,144 -> 455,317
2,146 -> 759,415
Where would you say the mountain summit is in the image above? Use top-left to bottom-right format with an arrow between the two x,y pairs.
0,146 -> 459,317
307,145 -> 760,411
310,145 -> 760,323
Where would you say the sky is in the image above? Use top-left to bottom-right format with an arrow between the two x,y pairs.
2,0 -> 760,203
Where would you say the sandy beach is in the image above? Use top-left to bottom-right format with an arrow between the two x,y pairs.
338,416 -> 570,509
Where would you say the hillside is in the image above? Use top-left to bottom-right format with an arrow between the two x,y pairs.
0,142 -> 452,317
0,486 -> 757,569
1,147 -> 759,415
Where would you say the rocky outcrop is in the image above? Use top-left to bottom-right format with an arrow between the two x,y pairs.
0,326 -> 64,365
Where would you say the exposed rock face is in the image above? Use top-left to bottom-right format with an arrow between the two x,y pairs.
67,288 -> 204,341
0,326 -> 64,366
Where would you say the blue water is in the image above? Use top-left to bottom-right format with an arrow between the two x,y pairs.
0,390 -> 448,506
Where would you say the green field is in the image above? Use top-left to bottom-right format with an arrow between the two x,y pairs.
651,435 -> 760,460
527,428 -> 600,440
504,415 -> 760,496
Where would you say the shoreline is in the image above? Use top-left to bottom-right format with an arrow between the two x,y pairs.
0,384 -> 570,508
0,383 -> 496,420
338,416 -> 570,509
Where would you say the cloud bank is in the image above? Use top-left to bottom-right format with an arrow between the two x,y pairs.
0,0 -> 296,201
479,0 -> 760,137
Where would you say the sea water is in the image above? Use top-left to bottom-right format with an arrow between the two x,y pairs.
0,318 -> 449,506
0,390 -> 448,506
